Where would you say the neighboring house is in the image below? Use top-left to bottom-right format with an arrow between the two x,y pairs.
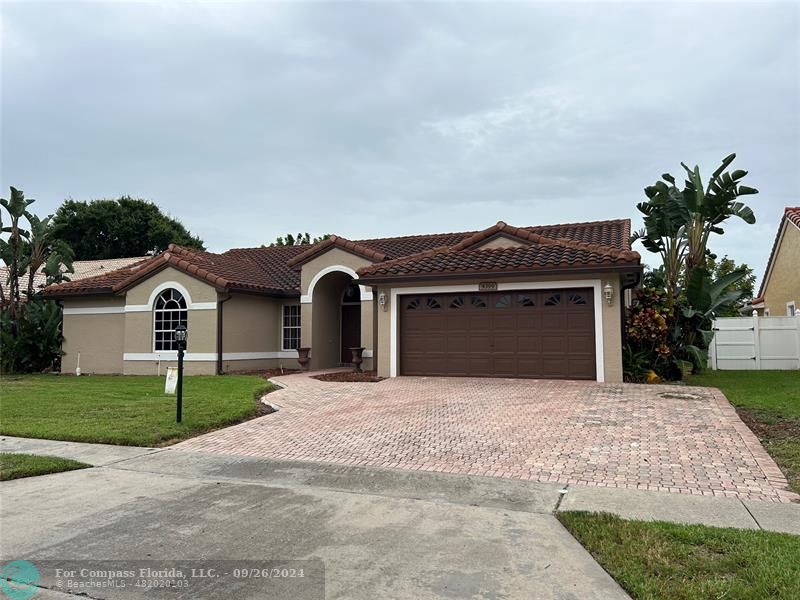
746,207 -> 800,316
43,219 -> 642,382
1,256 -> 149,297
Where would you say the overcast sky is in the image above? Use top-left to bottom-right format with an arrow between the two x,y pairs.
2,1 -> 798,281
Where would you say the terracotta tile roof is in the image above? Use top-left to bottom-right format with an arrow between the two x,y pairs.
755,207 -> 800,299
786,206 -> 800,229
357,221 -> 640,280
43,218 -> 637,297
286,235 -> 387,268
222,244 -> 313,292
353,218 -> 631,259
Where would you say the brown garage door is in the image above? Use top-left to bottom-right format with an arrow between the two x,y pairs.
400,289 -> 596,380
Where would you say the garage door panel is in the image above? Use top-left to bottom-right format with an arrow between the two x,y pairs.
493,333 -> 518,350
567,334 -> 594,353
492,358 -> 516,376
446,334 -> 468,352
567,312 -> 594,329
568,358 -> 595,378
400,288 -> 595,380
517,335 -> 542,353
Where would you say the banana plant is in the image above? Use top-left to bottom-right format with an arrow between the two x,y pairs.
680,153 -> 758,282
22,213 -> 74,297
679,266 -> 751,369
0,187 -> 34,312
632,178 -> 691,307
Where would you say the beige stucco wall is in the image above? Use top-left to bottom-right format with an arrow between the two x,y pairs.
61,296 -> 125,374
122,266 -> 218,376
762,223 -> 800,316
374,272 -> 625,382
222,293 -> 281,353
299,247 -> 374,295
475,236 -> 527,250
299,248 -> 376,369
59,266 -> 223,375
125,266 -> 218,305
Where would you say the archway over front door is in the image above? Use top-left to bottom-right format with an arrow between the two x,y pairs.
310,271 -> 361,369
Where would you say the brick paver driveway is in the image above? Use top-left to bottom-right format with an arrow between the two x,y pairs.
177,372 -> 797,503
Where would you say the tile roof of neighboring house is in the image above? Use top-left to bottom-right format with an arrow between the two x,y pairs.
753,207 -> 800,303
2,256 -> 148,295
43,218 -> 638,297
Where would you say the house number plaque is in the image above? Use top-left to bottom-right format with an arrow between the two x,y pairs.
478,282 -> 498,291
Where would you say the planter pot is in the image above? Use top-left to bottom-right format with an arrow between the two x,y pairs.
297,347 -> 311,371
349,346 -> 366,372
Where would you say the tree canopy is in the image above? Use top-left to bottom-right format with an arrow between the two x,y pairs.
270,233 -> 330,247
51,197 -> 204,260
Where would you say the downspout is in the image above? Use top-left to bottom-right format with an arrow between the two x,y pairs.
216,292 -> 232,375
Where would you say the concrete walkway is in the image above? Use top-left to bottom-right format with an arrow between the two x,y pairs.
4,436 -> 800,535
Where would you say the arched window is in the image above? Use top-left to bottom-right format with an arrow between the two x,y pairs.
153,288 -> 187,351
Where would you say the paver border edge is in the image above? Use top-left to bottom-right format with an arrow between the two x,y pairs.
710,388 -> 799,503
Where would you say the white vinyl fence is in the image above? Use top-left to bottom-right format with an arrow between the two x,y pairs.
710,312 -> 800,370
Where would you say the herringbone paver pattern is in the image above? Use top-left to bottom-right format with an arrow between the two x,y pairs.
176,372 -> 798,503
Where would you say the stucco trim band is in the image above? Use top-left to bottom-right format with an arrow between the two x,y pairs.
124,351 -> 299,361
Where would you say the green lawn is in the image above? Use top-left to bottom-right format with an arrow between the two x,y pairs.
690,370 -> 800,493
0,453 -> 90,481
559,512 -> 800,600
0,374 -> 273,446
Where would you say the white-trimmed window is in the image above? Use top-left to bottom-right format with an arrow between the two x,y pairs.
153,288 -> 187,351
282,305 -> 301,350
788,301 -> 797,317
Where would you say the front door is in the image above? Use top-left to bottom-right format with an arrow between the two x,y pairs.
341,304 -> 361,363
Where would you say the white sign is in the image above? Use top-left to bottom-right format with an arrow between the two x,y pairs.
164,367 -> 178,394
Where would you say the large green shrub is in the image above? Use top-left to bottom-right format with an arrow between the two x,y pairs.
1,297 -> 64,373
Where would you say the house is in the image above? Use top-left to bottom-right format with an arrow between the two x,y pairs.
43,219 -> 642,382
748,207 -> 799,316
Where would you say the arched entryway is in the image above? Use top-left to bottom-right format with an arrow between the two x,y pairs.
310,270 -> 362,369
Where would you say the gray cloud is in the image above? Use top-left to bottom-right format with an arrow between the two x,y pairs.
2,1 -> 798,281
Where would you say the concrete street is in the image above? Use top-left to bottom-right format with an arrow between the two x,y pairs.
3,436 -> 800,599
2,437 -> 628,600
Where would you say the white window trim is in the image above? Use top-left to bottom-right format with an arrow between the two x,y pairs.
281,304 -> 302,351
389,280 -> 605,382
788,301 -> 797,317
301,265 -> 373,303
152,288 -> 188,353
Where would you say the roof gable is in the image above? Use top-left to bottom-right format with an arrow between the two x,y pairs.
286,235 -> 386,269
755,207 -> 800,301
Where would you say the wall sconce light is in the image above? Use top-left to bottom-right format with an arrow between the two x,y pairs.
378,292 -> 388,311
603,282 -> 614,306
